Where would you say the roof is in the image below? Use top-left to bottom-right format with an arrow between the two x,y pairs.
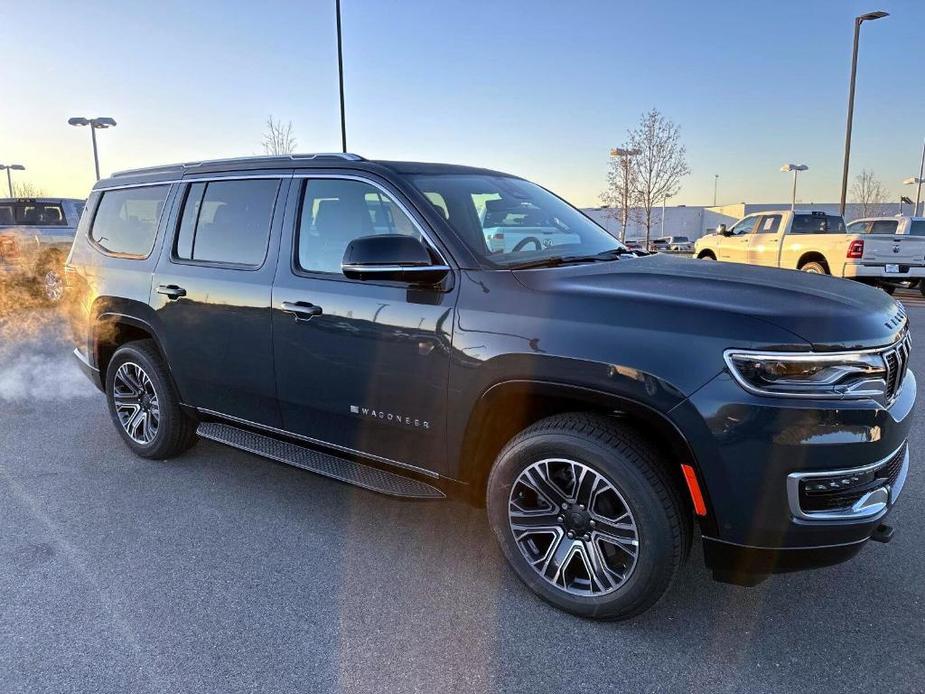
108,153 -> 515,181
0,197 -> 84,204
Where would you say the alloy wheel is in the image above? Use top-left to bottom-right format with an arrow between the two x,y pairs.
112,362 -> 160,444
508,458 -> 639,596
43,269 -> 64,303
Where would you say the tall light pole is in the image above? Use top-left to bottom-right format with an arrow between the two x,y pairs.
781,163 -> 808,211
610,147 -> 641,242
68,116 -> 117,181
904,139 -> 925,216
713,174 -> 718,207
661,194 -> 672,237
839,10 -> 889,216
335,0 -> 347,153
0,164 -> 25,197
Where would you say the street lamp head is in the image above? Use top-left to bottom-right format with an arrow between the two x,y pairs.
903,177 -> 925,185
0,164 -> 25,171
91,117 -> 117,129
780,163 -> 809,172
610,147 -> 641,157
858,10 -> 888,22
68,116 -> 90,126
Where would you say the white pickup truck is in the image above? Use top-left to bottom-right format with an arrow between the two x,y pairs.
693,210 -> 925,293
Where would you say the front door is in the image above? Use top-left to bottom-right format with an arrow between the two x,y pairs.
271,176 -> 456,474
151,174 -> 288,427
718,215 -> 757,262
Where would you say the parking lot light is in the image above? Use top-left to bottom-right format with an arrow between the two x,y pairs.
780,163 -> 809,211
904,140 -> 925,216
0,163 -> 26,197
839,10 -> 889,216
68,116 -> 117,181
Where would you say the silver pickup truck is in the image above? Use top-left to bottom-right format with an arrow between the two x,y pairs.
0,197 -> 85,303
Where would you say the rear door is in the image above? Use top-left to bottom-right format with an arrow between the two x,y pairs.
747,213 -> 783,266
150,172 -> 289,426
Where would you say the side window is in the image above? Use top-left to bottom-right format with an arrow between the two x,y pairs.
869,220 -> 899,235
90,185 -> 170,257
845,220 -> 868,234
730,216 -> 757,235
757,215 -> 781,233
909,220 -> 925,236
174,179 -> 279,267
297,179 -> 423,275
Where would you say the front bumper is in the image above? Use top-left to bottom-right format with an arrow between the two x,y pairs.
671,367 -> 915,583
842,262 -> 925,280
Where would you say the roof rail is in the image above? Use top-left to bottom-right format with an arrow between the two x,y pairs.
112,152 -> 365,178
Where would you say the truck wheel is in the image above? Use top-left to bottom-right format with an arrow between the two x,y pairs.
105,340 -> 197,459
486,413 -> 689,620
800,261 -> 827,274
697,252 -> 715,260
36,253 -> 65,305
881,284 -> 896,295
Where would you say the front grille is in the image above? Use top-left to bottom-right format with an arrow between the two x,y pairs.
799,442 -> 907,513
882,333 -> 912,402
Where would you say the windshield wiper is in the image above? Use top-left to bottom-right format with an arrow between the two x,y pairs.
509,247 -> 641,270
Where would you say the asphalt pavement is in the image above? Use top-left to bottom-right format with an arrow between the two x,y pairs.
1,296 -> 923,694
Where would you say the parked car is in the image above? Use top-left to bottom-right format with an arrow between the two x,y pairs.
0,197 -> 85,302
68,154 -> 914,620
845,216 -> 925,293
693,210 -> 925,293
651,235 -> 693,252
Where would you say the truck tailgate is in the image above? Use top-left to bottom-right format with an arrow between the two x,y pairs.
861,235 -> 925,265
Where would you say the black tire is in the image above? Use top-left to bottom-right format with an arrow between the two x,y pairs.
881,283 -> 896,295
919,282 -> 925,297
800,260 -> 828,274
105,340 -> 197,459
698,252 -> 716,260
486,413 -> 689,620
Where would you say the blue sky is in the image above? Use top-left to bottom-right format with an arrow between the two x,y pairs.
2,0 -> 923,207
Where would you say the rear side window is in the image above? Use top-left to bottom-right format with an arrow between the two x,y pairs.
909,220 -> 925,236
174,179 -> 279,267
869,219 -> 899,235
757,215 -> 781,233
791,214 -> 846,234
90,186 -> 170,257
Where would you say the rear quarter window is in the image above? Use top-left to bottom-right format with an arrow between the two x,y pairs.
907,220 -> 925,236
90,185 -> 170,257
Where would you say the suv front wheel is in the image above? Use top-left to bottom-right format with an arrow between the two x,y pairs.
105,340 -> 197,459
486,413 -> 689,619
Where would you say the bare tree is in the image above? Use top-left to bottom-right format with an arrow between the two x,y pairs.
600,147 -> 641,242
11,181 -> 44,197
262,115 -> 296,156
851,169 -> 890,219
626,108 -> 690,247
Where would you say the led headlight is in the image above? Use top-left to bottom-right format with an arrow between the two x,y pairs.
724,350 -> 887,399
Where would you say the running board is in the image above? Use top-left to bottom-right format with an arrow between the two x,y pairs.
196,422 -> 445,499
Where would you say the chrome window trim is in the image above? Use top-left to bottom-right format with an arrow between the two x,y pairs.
292,172 -> 451,268
786,441 -> 908,522
196,408 -> 441,479
341,264 -> 451,274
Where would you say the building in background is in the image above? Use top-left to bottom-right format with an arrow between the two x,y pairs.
583,203 -> 908,243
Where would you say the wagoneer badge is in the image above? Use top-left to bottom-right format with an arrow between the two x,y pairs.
350,405 -> 430,429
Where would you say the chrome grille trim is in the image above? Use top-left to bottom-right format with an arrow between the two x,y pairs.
882,332 -> 912,403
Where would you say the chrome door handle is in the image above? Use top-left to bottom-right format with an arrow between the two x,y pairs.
157,284 -> 187,300
281,300 -> 323,322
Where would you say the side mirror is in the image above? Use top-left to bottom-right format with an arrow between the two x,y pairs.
718,224 -> 732,236
342,234 -> 449,284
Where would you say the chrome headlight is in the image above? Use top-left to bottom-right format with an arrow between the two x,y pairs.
724,350 -> 887,399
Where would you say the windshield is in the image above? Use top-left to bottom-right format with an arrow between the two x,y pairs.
0,201 -> 67,226
407,174 -> 623,267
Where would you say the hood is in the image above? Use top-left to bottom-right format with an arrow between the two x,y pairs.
513,254 -> 906,351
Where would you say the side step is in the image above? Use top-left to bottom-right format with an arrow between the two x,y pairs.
196,422 -> 445,499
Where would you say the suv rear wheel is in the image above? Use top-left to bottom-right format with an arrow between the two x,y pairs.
105,340 -> 197,459
486,413 -> 689,620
